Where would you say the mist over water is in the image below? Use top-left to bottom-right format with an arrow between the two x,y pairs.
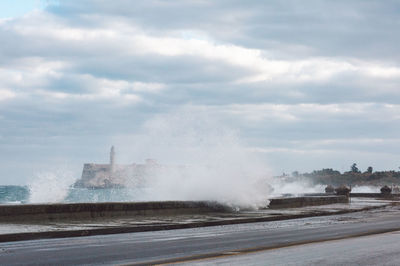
351,185 -> 380,193
269,179 -> 325,197
24,108 -> 382,208
115,109 -> 273,208
20,108 -> 386,207
28,169 -> 76,203
23,108 -> 273,208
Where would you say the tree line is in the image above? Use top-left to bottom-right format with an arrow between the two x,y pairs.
290,163 -> 400,186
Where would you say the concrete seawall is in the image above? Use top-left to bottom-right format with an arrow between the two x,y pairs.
0,196 -> 353,222
0,201 -> 228,222
268,195 -> 349,209
350,193 -> 382,198
0,197 -> 391,243
350,193 -> 400,198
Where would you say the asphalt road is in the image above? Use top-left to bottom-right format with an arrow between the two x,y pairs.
183,230 -> 400,265
1,207 -> 400,265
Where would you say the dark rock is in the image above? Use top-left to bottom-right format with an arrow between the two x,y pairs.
380,185 -> 392,196
325,185 -> 335,194
335,185 -> 351,196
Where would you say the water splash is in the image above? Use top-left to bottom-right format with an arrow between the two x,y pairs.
24,107 -> 273,208
28,169 -> 76,203
351,185 -> 379,193
114,107 -> 273,209
269,178 -> 326,197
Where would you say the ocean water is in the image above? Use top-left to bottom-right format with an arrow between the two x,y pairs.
0,186 -> 30,204
0,185 -> 149,204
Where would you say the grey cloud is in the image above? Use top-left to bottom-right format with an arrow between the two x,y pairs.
1,0 -> 400,183
72,55 -> 256,84
47,0 -> 400,61
2,5 -> 400,105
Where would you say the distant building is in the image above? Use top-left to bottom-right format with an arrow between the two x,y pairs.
74,146 -> 159,188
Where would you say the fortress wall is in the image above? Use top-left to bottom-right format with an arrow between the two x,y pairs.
0,201 -> 229,222
76,148 -> 161,188
268,195 -> 349,209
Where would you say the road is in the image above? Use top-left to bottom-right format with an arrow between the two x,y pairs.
182,231 -> 400,265
0,206 -> 400,265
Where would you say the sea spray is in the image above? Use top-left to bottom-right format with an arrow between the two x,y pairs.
269,179 -> 325,197
23,107 -> 274,208
351,185 -> 380,193
64,187 -> 147,203
114,107 -> 273,209
28,169 -> 77,203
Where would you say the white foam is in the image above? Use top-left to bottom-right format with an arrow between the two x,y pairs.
28,169 -> 76,203
115,107 -> 273,209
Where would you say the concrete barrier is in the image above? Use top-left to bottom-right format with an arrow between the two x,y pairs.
0,204 -> 389,243
0,201 -> 228,222
350,193 -> 400,198
350,193 -> 382,198
268,195 -> 349,209
0,196 -> 354,222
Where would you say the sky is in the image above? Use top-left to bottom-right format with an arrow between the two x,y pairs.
0,1 -> 39,18
1,0 -> 400,184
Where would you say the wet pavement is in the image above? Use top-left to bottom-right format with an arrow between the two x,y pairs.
0,197 -> 394,236
1,203 -> 400,265
180,230 -> 400,266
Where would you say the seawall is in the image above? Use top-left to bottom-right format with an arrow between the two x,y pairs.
0,196 -> 355,222
0,201 -> 228,222
350,193 -> 400,198
0,197 -> 391,243
268,195 -> 349,209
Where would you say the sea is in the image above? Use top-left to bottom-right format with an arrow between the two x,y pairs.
0,185 -> 148,204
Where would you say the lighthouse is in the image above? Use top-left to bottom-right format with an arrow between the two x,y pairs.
110,146 -> 115,174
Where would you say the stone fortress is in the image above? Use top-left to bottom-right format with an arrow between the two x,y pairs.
74,146 -> 158,188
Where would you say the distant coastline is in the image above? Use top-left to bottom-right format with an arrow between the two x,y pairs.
283,165 -> 400,186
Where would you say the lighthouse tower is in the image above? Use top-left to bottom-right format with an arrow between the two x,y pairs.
110,146 -> 115,174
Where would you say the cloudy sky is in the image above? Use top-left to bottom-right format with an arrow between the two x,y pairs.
1,0 -> 400,184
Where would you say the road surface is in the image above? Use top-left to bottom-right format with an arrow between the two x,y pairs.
0,206 -> 400,265
181,230 -> 400,265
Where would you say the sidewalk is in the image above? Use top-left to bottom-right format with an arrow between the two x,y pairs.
0,197 -> 395,242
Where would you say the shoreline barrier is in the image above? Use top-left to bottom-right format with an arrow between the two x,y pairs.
350,193 -> 400,198
268,195 -> 349,209
0,204 -> 389,243
0,201 -> 228,222
350,193 -> 382,198
0,195 -> 356,222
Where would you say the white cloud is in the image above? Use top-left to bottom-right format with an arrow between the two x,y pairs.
0,89 -> 16,101
0,56 -> 162,103
1,1 -> 400,182
216,103 -> 400,123
33,87 -> 142,103
364,64 -> 400,79
127,32 -> 400,85
6,11 -> 400,89
130,82 -> 165,92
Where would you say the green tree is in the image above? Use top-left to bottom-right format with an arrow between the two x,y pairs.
367,166 -> 373,173
351,163 -> 360,173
